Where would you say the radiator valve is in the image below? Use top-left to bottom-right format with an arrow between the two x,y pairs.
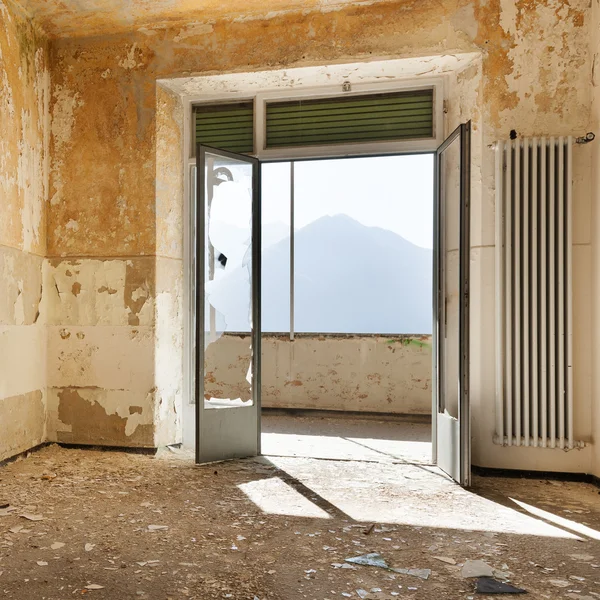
575,132 -> 595,144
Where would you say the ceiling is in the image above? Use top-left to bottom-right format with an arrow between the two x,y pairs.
13,0 -> 379,39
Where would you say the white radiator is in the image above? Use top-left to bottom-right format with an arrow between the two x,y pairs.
494,137 -> 581,449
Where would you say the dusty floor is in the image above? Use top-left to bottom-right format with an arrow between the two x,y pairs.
0,421 -> 599,599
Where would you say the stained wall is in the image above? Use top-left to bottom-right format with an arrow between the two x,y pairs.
40,0 -> 597,470
44,75 -> 185,448
0,0 -> 49,461
204,335 -> 432,415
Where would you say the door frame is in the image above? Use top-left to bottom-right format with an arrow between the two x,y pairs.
181,76 -> 446,450
432,121 -> 471,486
194,144 -> 262,463
190,135 -> 472,478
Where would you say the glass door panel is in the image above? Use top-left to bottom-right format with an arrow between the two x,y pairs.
195,145 -> 261,463
433,122 -> 471,486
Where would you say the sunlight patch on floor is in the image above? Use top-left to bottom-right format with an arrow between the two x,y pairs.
509,498 -> 597,541
237,476 -> 332,519
263,456 -> 580,539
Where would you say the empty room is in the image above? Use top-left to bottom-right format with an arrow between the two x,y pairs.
1,0 -> 600,598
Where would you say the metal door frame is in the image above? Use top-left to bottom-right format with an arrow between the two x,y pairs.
194,144 -> 262,464
432,121 -> 471,486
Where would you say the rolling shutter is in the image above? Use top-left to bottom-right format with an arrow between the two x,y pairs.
195,101 -> 254,153
265,89 -> 434,148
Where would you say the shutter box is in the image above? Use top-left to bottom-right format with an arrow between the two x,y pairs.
265,89 -> 434,148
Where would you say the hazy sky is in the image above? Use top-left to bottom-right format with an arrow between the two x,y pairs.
262,154 -> 434,249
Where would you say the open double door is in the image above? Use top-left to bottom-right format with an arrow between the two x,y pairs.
432,122 -> 472,487
194,122 -> 471,486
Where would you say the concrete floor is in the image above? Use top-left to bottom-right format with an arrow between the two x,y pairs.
0,428 -> 599,599
261,412 -> 432,464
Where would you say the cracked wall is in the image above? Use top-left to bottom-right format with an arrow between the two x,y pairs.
39,0 -> 597,469
0,0 -> 49,461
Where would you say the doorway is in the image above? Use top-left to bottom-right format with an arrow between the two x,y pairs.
190,122 -> 471,485
259,154 -> 434,467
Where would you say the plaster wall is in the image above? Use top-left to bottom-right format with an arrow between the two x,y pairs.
154,87 -> 184,447
41,0 -> 597,471
444,48 -> 595,473
43,257 -> 157,446
205,334 -> 432,414
0,0 -> 49,461
43,87 -> 185,449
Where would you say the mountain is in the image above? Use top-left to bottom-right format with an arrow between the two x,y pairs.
262,221 -> 290,249
205,214 -> 432,334
261,214 -> 432,334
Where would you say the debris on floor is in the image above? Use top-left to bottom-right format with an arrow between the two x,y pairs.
345,553 -> 389,569
433,556 -> 457,565
392,567 -> 431,580
475,577 -> 527,594
462,559 -> 495,578
548,578 -> 571,587
345,552 -> 431,579
363,523 -> 376,535
19,512 -> 43,521
0,444 -> 599,599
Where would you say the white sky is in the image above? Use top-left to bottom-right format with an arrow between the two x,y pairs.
262,154 -> 434,249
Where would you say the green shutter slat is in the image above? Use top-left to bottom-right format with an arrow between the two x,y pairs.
195,101 -> 254,154
265,106 -> 432,125
196,110 -> 254,118
267,125 -> 433,142
196,123 -> 253,133
267,128 -> 432,147
265,89 -> 433,149
266,112 -> 433,131
267,128 -> 433,146
195,131 -> 254,141
266,102 -> 433,117
196,114 -> 253,125
266,114 -> 433,133
266,92 -> 432,114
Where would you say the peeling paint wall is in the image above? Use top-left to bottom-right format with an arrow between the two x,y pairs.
205,335 -> 432,414
41,0 -> 596,466
445,53 -> 593,472
43,84 -> 184,448
11,0 -> 406,39
44,258 -> 156,447
0,0 -> 49,461
154,86 -> 184,447
154,256 -> 182,446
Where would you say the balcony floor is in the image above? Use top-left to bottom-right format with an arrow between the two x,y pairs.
261,411 -> 432,465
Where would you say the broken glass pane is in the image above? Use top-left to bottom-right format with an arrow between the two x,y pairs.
202,153 -> 254,408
